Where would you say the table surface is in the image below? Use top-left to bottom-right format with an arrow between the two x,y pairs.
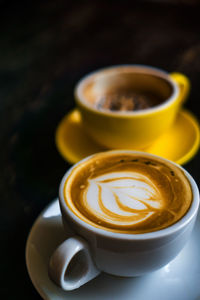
1,1 -> 200,299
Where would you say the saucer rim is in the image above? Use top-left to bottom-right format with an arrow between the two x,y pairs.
55,109 -> 200,166
175,110 -> 199,165
25,201 -> 56,300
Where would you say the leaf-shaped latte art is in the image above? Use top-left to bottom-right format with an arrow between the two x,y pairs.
84,172 -> 163,226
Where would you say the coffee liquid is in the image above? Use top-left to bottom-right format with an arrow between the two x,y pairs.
97,92 -> 163,111
64,153 -> 192,234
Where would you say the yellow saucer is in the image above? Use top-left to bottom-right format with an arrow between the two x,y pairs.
55,109 -> 200,165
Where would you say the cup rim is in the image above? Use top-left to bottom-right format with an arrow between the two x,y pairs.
59,150 -> 199,241
74,65 -> 179,117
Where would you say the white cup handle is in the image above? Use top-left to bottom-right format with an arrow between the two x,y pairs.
48,236 -> 101,290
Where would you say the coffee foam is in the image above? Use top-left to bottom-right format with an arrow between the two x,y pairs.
85,172 -> 162,226
81,68 -> 173,109
64,153 -> 192,234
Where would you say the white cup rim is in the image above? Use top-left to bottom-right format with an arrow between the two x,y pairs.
59,150 -> 199,241
74,65 -> 179,117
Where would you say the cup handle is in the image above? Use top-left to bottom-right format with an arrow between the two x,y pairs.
48,236 -> 101,290
170,72 -> 190,104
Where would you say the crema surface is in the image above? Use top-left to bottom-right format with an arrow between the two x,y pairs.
64,153 -> 192,234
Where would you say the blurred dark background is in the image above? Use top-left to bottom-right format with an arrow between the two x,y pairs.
0,0 -> 200,299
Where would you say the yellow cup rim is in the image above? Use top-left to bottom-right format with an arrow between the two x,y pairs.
75,65 -> 179,118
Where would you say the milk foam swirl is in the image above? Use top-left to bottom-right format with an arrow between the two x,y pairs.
84,172 -> 163,226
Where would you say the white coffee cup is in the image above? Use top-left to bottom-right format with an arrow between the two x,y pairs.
49,151 -> 199,290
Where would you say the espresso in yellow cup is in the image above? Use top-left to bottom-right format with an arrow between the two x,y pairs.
75,65 -> 190,149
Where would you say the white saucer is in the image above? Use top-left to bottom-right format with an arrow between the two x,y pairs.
26,199 -> 200,300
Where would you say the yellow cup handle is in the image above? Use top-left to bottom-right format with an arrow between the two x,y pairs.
170,73 -> 190,104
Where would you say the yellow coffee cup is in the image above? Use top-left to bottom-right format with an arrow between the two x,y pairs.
75,65 -> 190,149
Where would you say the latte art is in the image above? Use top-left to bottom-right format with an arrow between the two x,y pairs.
85,172 -> 163,226
64,152 -> 192,234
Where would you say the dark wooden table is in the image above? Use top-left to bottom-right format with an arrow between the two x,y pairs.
1,1 -> 200,299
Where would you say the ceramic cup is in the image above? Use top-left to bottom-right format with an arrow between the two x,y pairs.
75,65 -> 190,149
49,151 -> 199,291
